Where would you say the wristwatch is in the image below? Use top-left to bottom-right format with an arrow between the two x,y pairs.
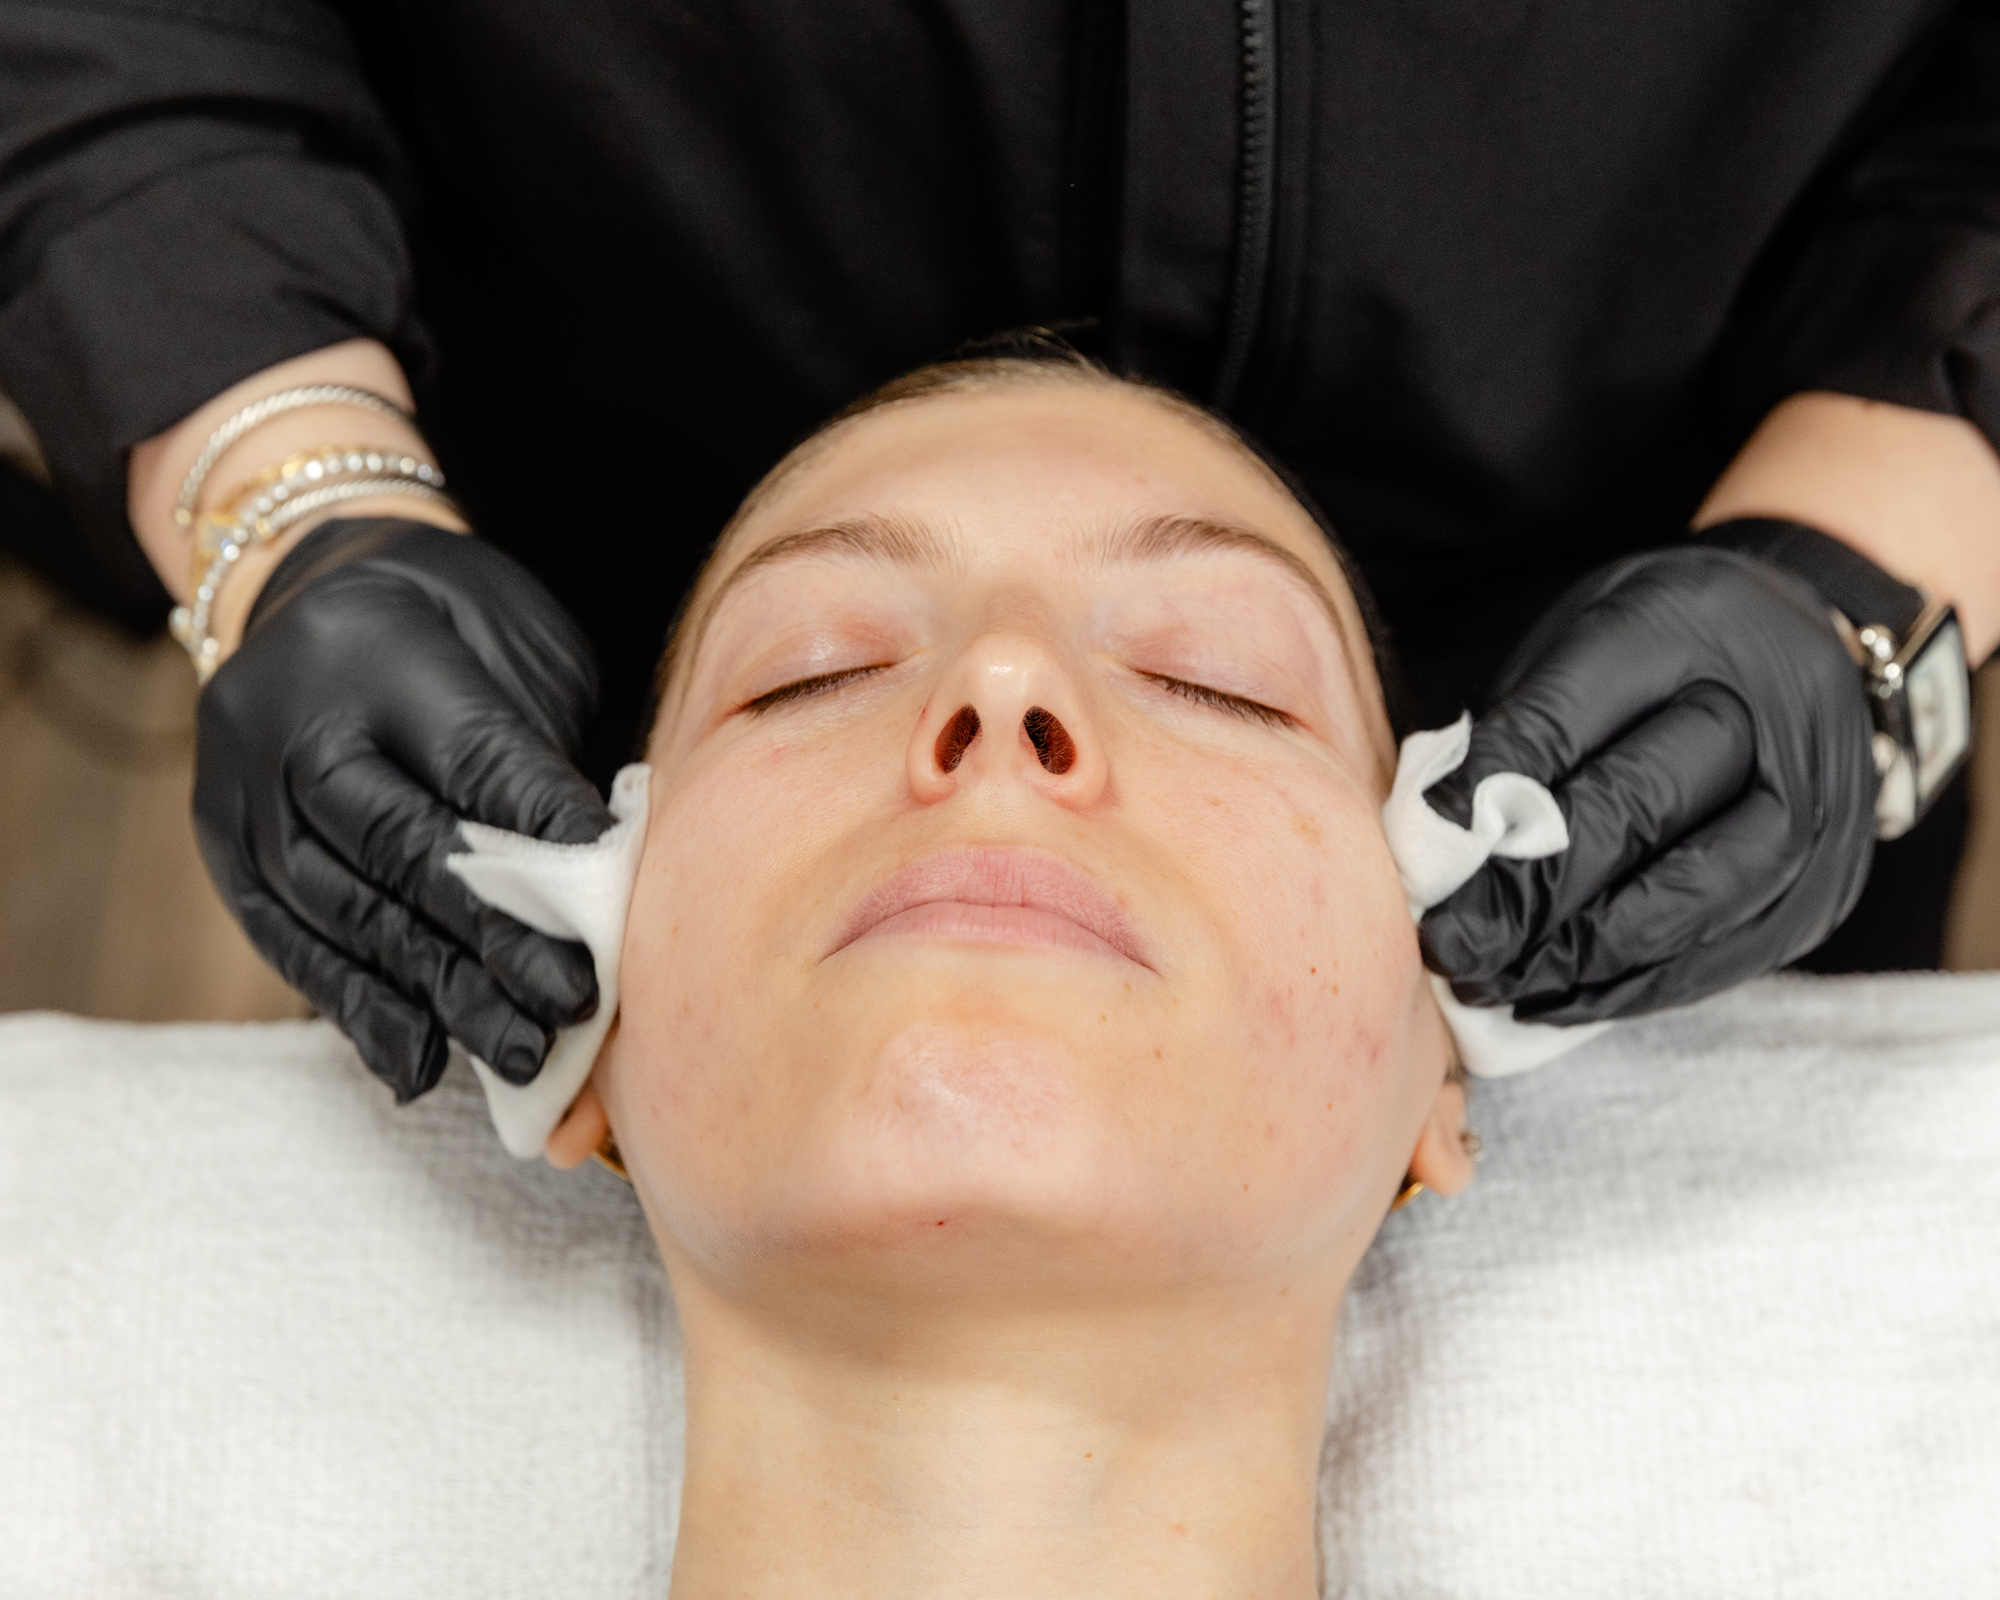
1705,517 -> 1973,841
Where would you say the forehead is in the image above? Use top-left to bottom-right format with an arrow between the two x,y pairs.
666,379 -> 1395,768
703,379 -> 1367,626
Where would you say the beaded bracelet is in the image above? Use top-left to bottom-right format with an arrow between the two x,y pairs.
173,385 -> 414,529
184,445 -> 448,589
168,449 -> 454,683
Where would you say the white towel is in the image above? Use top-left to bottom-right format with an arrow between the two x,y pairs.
3,975 -> 1995,1597
1382,714 -> 1611,1076
444,763 -> 650,1157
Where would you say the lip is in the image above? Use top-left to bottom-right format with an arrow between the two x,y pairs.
828,847 -> 1151,969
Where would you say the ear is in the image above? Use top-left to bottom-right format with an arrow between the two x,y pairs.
545,1080 -> 610,1169
1406,1073 -> 1476,1197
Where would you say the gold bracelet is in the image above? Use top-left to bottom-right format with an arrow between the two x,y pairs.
187,445 -> 447,590
168,443 -> 453,683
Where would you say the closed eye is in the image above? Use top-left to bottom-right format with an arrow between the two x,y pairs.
1138,670 -> 1295,728
739,663 -> 895,714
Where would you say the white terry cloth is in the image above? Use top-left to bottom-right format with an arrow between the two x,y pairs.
444,763 -> 650,1157
4,975 -> 1999,1598
1383,714 -> 1612,1077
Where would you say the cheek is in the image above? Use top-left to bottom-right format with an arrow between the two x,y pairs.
606,723 -> 896,1204
1129,752 -> 1430,1204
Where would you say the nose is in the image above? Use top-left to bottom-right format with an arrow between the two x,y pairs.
908,631 -> 1107,807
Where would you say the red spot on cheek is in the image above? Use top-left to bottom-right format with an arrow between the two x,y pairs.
935,1219 -> 948,1227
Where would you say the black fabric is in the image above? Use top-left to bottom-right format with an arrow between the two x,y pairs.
1,0 -> 1994,955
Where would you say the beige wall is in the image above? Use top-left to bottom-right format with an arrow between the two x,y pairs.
0,563 -> 304,1021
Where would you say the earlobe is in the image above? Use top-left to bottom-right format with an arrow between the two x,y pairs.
1405,1078 -> 1478,1198
545,1080 -> 610,1169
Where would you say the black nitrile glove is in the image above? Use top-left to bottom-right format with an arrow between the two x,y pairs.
1419,543 -> 1879,1023
194,518 -> 615,1100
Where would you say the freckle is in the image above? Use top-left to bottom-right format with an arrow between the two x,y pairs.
1310,967 -> 1316,974
1154,1049 -> 1163,1059
1243,1183 -> 1250,1191
1280,1287 -> 1288,1296
1084,1452 -> 1093,1459
1326,1103 -> 1333,1111
1331,983 -> 1339,995
1172,1524 -> 1188,1535
1099,1014 -> 1107,1023
1209,796 -> 1221,807
1292,813 -> 1322,845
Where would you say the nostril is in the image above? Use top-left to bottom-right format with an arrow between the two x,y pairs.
1022,706 -> 1076,775
935,704 -> 981,773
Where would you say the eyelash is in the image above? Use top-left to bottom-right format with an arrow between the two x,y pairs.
738,663 -> 1293,728
739,663 -> 894,714
1138,671 -> 1295,727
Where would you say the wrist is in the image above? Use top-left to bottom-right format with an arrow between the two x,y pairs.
207,495 -> 468,665
129,338 -> 429,603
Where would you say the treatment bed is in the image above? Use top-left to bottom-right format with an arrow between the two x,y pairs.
3,973 -> 1996,1597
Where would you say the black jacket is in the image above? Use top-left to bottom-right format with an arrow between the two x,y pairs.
2,0 -> 1996,771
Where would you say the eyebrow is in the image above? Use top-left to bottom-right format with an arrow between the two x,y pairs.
685,508 -> 1353,671
1103,514 -> 1355,656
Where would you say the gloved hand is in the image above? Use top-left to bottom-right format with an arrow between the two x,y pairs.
1418,544 -> 1879,1022
194,518 -> 615,1100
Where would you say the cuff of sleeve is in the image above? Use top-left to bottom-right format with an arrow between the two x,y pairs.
1742,213 -> 2000,450
0,153 -> 429,618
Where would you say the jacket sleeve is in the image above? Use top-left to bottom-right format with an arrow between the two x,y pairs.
1741,0 -> 2000,450
0,0 -> 426,610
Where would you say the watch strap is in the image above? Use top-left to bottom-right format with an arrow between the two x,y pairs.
1701,516 -> 1926,638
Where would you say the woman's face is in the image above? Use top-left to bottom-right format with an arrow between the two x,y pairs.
599,378 -> 1457,1309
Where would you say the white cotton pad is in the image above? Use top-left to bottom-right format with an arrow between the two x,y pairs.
1382,715 -> 1609,1076
445,763 -> 651,1156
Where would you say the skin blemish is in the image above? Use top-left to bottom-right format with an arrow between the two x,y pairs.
1291,813 -> 1322,845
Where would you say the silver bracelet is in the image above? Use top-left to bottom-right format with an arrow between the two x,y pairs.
173,384 -> 413,528
168,471 -> 455,684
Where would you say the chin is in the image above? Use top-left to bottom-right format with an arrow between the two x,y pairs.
711,1019 -> 1199,1305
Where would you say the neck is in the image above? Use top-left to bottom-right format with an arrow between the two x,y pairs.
664,1276 -> 1340,1600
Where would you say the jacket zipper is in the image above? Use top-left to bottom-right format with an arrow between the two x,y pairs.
1211,0 -> 1275,411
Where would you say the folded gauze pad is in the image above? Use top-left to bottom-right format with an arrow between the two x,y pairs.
445,764 -> 651,1157
1383,714 -> 1610,1077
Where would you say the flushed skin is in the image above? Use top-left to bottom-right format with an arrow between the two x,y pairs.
557,375 -> 1473,1599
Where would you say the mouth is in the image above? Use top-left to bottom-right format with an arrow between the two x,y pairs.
828,846 -> 1152,969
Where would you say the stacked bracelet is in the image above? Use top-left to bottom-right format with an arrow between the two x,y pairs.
172,384 -> 413,529
168,446 -> 453,683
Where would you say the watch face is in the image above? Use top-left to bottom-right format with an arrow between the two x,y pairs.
1906,614 -> 1971,805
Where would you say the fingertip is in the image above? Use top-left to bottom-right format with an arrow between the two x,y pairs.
491,1013 -> 554,1086
492,932 -> 600,1030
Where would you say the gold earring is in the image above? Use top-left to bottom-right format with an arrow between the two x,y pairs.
1391,1174 -> 1425,1210
594,1133 -> 631,1183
